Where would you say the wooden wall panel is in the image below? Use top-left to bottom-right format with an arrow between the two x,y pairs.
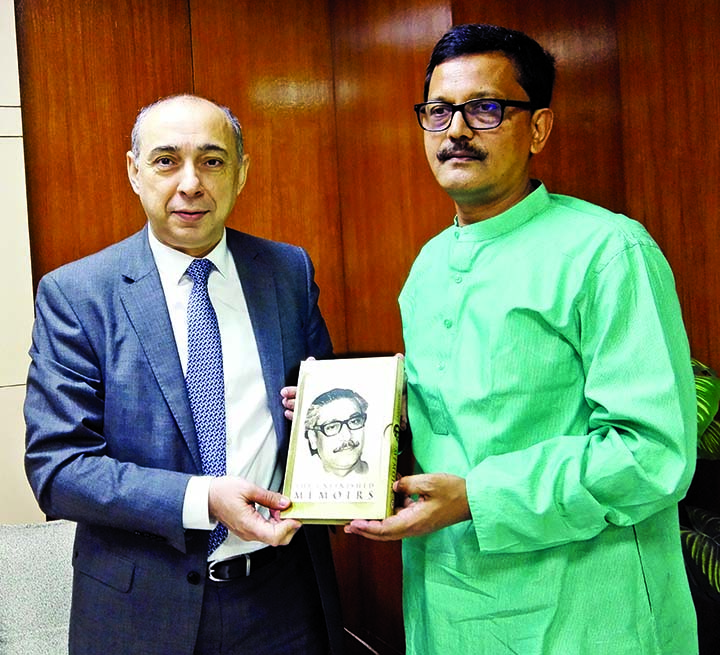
330,3 -> 452,652
331,0 -> 453,356
330,2 -> 623,651
15,0 -> 193,284
189,0 -> 347,350
616,0 -> 720,369
20,1 -> 720,653
452,0 -> 624,213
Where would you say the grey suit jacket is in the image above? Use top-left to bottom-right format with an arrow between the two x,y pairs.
24,226 -> 343,654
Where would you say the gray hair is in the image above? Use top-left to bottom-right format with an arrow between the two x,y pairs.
130,94 -> 244,160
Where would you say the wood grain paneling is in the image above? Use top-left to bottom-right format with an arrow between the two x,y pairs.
452,0 -> 624,213
330,3 -> 452,651
18,1 -> 719,653
331,0 -> 453,355
15,0 -> 193,283
189,0 -> 347,351
616,0 -> 720,369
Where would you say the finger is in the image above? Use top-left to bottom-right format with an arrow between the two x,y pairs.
344,514 -> 407,541
394,474 -> 429,498
249,487 -> 293,512
344,519 -> 386,538
280,386 -> 297,401
233,513 -> 301,547
401,494 -> 415,509
266,519 -> 302,546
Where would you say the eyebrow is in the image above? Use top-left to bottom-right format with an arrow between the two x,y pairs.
147,144 -> 230,158
428,92 -> 499,103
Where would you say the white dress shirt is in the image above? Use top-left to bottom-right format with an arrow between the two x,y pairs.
148,227 -> 277,560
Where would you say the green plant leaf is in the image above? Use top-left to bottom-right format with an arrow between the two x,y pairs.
681,506 -> 720,599
699,419 -> 720,459
692,359 -> 720,438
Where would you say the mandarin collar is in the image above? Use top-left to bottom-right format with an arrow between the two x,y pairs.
452,182 -> 550,242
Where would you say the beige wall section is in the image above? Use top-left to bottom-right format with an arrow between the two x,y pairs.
0,0 -> 44,524
0,386 -> 43,523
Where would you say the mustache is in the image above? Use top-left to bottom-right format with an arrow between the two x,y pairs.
437,145 -> 488,162
333,439 -> 360,454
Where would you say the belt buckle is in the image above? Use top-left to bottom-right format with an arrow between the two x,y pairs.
207,554 -> 251,582
207,559 -> 224,582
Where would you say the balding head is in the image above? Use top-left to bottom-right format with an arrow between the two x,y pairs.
131,94 -> 244,162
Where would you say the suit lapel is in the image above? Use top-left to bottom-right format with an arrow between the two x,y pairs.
118,229 -> 203,472
226,231 -> 286,445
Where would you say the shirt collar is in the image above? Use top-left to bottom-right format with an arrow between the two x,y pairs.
452,181 -> 551,241
147,227 -> 231,284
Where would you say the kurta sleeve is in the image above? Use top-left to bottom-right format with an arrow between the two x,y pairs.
464,242 -> 696,553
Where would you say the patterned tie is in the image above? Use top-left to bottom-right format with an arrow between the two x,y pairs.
185,258 -> 228,555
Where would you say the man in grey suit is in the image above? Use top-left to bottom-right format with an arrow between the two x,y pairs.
24,94 -> 343,654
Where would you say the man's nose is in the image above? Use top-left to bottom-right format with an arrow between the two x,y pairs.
178,162 -> 203,195
446,108 -> 474,139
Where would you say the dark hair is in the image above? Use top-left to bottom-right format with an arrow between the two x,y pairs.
305,388 -> 368,431
424,24 -> 556,109
304,388 -> 368,456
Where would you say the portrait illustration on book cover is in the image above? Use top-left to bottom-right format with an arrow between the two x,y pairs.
281,356 -> 403,524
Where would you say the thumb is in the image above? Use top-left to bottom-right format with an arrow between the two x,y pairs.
250,486 -> 292,511
394,474 -> 422,497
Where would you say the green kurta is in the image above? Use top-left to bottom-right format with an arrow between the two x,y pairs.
399,184 -> 697,654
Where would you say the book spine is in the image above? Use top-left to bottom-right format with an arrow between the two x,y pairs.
385,358 -> 404,517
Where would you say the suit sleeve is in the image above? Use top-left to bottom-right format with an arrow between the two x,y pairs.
24,274 -> 192,552
299,247 -> 333,360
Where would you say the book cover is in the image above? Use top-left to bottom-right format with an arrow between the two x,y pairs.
281,356 -> 404,524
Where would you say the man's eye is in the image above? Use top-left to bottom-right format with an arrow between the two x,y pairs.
205,158 -> 224,167
428,104 -> 451,117
469,100 -> 500,114
154,157 -> 175,167
322,422 -> 341,436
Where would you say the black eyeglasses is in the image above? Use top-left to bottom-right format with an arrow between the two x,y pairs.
314,413 -> 367,437
414,98 -> 533,132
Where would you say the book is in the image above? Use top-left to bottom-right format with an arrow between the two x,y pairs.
281,356 -> 404,524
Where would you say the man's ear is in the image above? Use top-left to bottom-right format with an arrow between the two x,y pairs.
306,430 -> 318,453
236,153 -> 250,197
126,151 -> 140,195
529,108 -> 554,156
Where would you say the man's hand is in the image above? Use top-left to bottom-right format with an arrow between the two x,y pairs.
208,477 -> 301,547
280,356 -> 316,420
343,473 -> 470,541
280,385 -> 298,421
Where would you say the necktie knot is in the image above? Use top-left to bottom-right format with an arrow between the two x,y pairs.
186,258 -> 214,286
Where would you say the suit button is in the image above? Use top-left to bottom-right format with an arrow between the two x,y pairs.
187,571 -> 202,585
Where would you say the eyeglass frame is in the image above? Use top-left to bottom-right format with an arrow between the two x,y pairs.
313,412 -> 368,438
413,98 -> 534,132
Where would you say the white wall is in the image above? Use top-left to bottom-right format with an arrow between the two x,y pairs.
0,0 -> 44,524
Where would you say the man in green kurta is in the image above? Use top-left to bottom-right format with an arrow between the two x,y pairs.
345,24 -> 698,654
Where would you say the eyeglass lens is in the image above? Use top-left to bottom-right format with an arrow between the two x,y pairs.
318,413 -> 367,437
419,99 -> 504,131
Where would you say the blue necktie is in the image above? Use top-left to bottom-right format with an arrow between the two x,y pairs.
185,258 -> 228,555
